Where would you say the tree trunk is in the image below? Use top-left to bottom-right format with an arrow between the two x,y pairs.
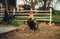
43,0 -> 47,10
31,0 -> 34,9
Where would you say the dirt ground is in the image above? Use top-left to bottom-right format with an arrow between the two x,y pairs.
0,23 -> 60,39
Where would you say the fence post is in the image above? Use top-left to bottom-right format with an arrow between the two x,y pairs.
0,3 -> 2,16
49,8 -> 52,26
13,8 -> 15,15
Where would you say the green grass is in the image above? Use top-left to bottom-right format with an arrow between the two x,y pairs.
8,18 -> 19,27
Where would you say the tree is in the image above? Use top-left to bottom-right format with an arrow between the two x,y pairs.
35,0 -> 52,9
30,0 -> 37,9
54,0 -> 60,10
43,0 -> 52,9
43,0 -> 47,9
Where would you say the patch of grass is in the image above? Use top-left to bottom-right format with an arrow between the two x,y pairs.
19,24 -> 27,29
8,18 -> 19,27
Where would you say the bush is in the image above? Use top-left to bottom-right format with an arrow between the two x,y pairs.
52,10 -> 60,24
53,10 -> 60,15
8,19 -> 19,27
3,14 -> 19,27
53,15 -> 60,24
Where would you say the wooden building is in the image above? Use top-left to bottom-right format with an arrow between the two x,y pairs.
0,0 -> 16,11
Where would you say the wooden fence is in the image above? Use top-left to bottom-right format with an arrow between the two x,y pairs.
0,4 -> 52,26
12,8 -> 52,26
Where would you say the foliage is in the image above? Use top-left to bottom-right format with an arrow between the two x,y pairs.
8,18 -> 19,27
58,0 -> 60,1
53,10 -> 60,15
3,14 -> 19,27
53,10 -> 60,24
53,15 -> 60,23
